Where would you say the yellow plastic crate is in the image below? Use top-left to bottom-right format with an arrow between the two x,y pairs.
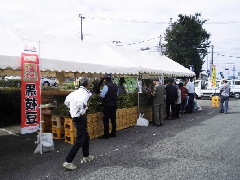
52,115 -> 64,128
52,127 -> 65,139
41,123 -> 52,133
64,117 -> 76,131
65,130 -> 76,144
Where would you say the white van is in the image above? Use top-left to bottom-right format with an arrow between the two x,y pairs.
229,79 -> 240,99
194,80 -> 219,98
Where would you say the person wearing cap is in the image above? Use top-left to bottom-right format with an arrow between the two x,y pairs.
92,77 -> 105,94
165,78 -> 178,120
185,78 -> 195,113
151,78 -> 165,126
100,73 -> 118,139
63,77 -> 94,170
219,79 -> 230,114
118,77 -> 127,95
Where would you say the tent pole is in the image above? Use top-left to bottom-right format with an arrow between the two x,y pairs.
137,73 -> 142,116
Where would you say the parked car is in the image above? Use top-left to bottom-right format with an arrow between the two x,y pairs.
4,76 -> 21,80
41,77 -> 58,86
3,76 -> 58,87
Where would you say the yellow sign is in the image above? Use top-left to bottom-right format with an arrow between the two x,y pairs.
211,65 -> 216,87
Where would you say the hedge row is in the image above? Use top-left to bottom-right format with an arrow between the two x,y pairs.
0,88 -> 151,127
0,80 -> 21,88
0,88 -> 21,126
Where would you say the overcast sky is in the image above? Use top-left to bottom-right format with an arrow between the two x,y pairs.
1,0 -> 240,75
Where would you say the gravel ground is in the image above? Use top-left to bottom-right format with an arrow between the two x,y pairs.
0,98 -> 240,180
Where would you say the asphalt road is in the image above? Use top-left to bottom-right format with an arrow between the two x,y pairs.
0,98 -> 240,180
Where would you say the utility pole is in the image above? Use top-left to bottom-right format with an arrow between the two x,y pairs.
159,35 -> 162,55
79,14 -> 85,41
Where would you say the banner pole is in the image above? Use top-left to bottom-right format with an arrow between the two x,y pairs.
38,41 -> 43,155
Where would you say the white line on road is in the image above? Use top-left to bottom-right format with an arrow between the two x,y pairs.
0,128 -> 19,136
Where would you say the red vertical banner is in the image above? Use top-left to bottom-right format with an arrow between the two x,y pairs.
21,53 -> 41,134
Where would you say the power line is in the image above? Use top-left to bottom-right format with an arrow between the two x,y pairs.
125,37 -> 160,46
87,15 -> 240,25
33,16 -> 77,32
205,21 -> 240,24
215,53 -> 240,59
86,16 -> 169,25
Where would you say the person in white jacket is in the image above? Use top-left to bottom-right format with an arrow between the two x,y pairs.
63,77 -> 94,170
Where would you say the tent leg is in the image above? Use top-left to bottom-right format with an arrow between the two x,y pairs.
138,92 -> 140,115
137,74 -> 142,116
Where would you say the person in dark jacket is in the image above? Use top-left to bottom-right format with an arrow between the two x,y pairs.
118,77 -> 127,95
100,73 -> 118,139
165,78 -> 178,120
92,77 -> 105,94
151,78 -> 165,126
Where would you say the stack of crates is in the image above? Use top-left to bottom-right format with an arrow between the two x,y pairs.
116,109 -> 123,131
41,112 -> 52,133
124,108 -> 130,129
129,107 -> 138,127
52,115 -> 65,139
64,117 -> 76,144
87,113 -> 97,139
88,112 -> 104,139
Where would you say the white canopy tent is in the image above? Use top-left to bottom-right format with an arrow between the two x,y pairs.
0,26 -> 139,75
144,51 -> 195,77
0,25 -> 195,77
107,45 -> 195,77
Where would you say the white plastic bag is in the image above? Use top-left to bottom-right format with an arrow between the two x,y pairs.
34,133 -> 54,154
194,98 -> 202,111
136,114 -> 149,126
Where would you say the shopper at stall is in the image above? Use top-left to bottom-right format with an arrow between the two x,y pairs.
175,84 -> 181,118
185,78 -> 195,113
151,78 -> 165,126
178,82 -> 188,114
100,73 -> 118,139
63,77 -> 94,170
92,77 -> 105,94
219,79 -> 230,114
165,78 -> 178,120
118,77 -> 127,95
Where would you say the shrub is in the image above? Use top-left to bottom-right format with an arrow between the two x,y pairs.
0,88 -> 21,126
0,79 -> 21,88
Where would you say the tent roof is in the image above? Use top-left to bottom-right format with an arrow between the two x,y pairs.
107,45 -> 195,77
0,25 -> 195,77
0,26 -> 139,74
